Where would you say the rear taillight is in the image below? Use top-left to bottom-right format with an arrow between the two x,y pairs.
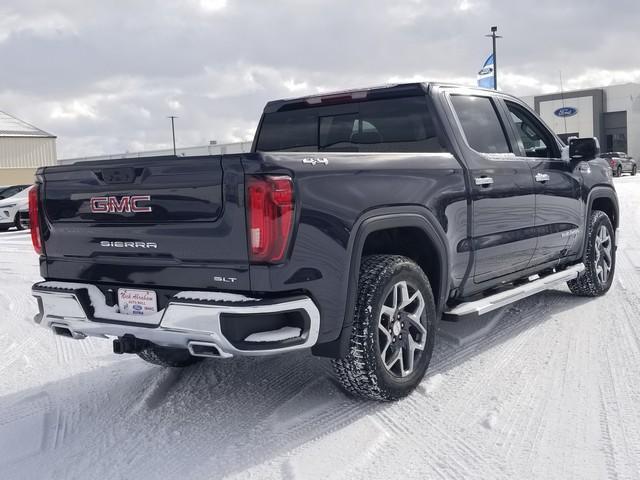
28,185 -> 43,255
247,175 -> 294,263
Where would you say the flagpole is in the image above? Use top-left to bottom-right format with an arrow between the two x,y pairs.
485,26 -> 502,90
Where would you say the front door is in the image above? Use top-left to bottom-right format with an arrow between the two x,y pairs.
447,93 -> 537,284
503,100 -> 584,265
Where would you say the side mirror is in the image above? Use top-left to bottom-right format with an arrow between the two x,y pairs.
569,137 -> 600,161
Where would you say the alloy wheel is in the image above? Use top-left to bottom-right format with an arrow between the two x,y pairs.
378,280 -> 427,378
594,224 -> 612,285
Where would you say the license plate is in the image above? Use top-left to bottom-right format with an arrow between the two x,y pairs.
118,289 -> 158,316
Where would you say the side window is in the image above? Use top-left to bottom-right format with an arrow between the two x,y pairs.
450,95 -> 511,154
505,101 -> 560,159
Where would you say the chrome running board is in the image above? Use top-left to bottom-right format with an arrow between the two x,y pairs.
446,263 -> 585,317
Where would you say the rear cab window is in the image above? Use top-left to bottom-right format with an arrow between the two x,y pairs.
255,96 -> 446,153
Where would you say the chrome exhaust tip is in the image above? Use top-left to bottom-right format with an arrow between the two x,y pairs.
50,323 -> 86,340
187,341 -> 232,358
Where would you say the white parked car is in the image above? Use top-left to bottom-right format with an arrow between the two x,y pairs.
0,186 -> 32,231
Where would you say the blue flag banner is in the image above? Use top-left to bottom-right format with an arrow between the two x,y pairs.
477,53 -> 495,89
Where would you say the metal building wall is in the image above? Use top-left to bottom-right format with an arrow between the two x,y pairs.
0,137 -> 57,168
0,168 -> 37,184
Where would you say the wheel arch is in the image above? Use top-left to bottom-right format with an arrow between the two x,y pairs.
312,206 -> 450,358
587,186 -> 619,229
580,186 -> 619,257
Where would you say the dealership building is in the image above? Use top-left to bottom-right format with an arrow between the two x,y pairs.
522,83 -> 640,159
0,111 -> 57,184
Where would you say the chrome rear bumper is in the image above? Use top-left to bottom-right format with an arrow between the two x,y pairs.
32,281 -> 320,358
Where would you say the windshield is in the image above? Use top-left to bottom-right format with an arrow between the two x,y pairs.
9,187 -> 31,200
0,185 -> 29,199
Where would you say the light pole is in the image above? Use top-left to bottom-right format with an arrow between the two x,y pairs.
485,26 -> 502,90
168,116 -> 178,156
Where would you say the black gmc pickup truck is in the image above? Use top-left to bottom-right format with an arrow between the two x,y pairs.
30,83 -> 619,400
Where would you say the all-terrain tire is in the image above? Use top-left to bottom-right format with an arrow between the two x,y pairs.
332,255 -> 436,401
567,210 -> 616,297
137,345 -> 204,368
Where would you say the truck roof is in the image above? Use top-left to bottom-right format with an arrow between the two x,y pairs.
263,82 -> 498,113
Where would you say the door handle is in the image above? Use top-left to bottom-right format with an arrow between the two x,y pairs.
535,173 -> 550,183
475,176 -> 494,187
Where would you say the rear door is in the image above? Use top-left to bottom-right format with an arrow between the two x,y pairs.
502,99 -> 584,265
447,91 -> 537,283
41,155 -> 251,290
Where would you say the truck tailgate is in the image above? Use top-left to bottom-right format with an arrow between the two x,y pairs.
40,155 -> 250,290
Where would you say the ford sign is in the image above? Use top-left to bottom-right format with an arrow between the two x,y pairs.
554,107 -> 578,117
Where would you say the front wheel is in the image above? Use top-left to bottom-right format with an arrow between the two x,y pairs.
632,165 -> 637,176
567,210 -> 616,296
332,255 -> 436,401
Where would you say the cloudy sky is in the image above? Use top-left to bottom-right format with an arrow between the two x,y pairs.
1,0 -> 639,159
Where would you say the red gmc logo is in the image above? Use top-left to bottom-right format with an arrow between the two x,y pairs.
90,195 -> 152,213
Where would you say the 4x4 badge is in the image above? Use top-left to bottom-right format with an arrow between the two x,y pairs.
302,157 -> 328,166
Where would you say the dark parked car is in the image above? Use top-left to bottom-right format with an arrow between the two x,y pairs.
601,152 -> 637,176
29,83 -> 619,401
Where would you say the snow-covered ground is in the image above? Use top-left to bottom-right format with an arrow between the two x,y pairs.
1,176 -> 640,480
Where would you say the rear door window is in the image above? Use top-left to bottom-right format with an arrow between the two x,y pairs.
450,95 -> 511,154
256,96 -> 445,153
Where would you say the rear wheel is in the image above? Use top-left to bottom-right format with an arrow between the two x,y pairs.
632,165 -> 637,176
332,255 -> 436,401
0,225 -> 10,232
567,210 -> 615,296
137,345 -> 204,368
